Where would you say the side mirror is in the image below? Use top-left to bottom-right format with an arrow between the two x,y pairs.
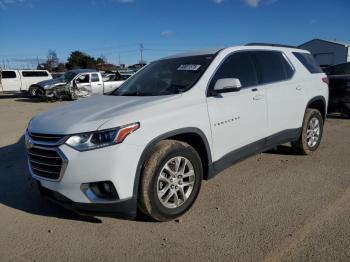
212,78 -> 242,95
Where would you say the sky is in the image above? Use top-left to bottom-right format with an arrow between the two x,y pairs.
0,0 -> 349,68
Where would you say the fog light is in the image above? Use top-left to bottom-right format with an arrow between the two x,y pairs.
102,183 -> 111,194
82,181 -> 119,201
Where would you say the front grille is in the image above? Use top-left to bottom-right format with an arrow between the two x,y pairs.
28,147 -> 64,180
29,132 -> 65,145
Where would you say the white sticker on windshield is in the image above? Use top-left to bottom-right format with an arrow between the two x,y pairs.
177,64 -> 202,71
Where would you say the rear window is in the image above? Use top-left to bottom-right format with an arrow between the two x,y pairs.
293,52 -> 323,74
254,51 -> 294,84
21,71 -> 49,77
1,71 -> 17,79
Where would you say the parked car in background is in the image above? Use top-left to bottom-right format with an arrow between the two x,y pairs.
26,44 -> 328,221
35,69 -> 124,100
0,70 -> 52,95
120,72 -> 134,80
324,62 -> 350,117
51,72 -> 65,79
102,71 -> 124,82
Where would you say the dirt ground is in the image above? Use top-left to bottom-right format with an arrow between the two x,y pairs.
0,96 -> 350,262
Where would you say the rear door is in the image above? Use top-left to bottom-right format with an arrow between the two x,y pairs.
0,70 -> 20,91
206,51 -> 268,160
253,51 -> 305,137
90,73 -> 103,94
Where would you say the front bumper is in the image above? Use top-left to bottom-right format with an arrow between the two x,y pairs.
38,182 -> 137,218
26,131 -> 144,218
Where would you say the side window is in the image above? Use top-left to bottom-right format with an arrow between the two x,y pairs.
22,71 -> 49,77
91,73 -> 100,82
281,54 -> 295,79
209,52 -> 258,90
76,74 -> 90,83
293,52 -> 323,74
254,51 -> 293,84
2,71 -> 17,79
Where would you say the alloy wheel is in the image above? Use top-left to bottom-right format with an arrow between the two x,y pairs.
307,117 -> 320,147
157,156 -> 195,209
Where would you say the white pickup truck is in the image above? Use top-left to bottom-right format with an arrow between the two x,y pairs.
0,70 -> 52,95
35,69 -> 125,100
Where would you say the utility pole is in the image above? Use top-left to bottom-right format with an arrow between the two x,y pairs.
140,43 -> 144,64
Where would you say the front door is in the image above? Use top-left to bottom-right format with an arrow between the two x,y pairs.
75,73 -> 92,96
206,52 -> 267,161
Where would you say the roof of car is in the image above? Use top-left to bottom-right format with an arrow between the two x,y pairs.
156,44 -> 308,61
69,69 -> 97,74
158,48 -> 223,60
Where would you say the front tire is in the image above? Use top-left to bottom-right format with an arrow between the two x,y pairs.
292,108 -> 324,155
29,86 -> 38,97
138,140 -> 203,222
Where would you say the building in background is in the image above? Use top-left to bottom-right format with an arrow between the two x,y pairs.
299,39 -> 350,68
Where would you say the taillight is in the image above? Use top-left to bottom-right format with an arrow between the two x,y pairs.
322,77 -> 329,86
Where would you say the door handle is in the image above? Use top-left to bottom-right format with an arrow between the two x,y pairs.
296,85 -> 302,91
253,94 -> 264,100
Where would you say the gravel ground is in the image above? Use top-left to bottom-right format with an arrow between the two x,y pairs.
0,96 -> 350,262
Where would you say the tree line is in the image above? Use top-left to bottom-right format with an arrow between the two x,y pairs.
37,50 -> 118,72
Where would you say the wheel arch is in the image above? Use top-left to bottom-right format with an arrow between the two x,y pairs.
306,96 -> 327,120
28,84 -> 39,91
132,128 -> 213,200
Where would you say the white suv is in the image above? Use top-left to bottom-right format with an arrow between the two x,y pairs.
25,44 -> 329,221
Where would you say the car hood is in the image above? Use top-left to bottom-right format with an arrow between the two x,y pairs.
28,95 -> 178,134
36,78 -> 67,89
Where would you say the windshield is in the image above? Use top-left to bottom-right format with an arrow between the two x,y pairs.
112,55 -> 215,96
59,72 -> 78,83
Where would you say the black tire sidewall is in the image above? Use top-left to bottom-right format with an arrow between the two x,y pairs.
148,146 -> 202,220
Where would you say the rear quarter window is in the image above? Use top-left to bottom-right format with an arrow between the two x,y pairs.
1,71 -> 17,78
293,52 -> 323,74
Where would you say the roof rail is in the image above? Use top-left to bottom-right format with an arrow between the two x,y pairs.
245,43 -> 301,49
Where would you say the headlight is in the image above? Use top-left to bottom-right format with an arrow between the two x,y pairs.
65,122 -> 140,151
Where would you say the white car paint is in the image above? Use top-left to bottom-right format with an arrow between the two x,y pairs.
40,70 -> 124,97
25,45 -> 329,214
0,70 -> 52,92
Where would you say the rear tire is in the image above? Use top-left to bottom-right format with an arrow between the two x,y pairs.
292,109 -> 324,155
138,140 -> 203,222
344,103 -> 350,119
